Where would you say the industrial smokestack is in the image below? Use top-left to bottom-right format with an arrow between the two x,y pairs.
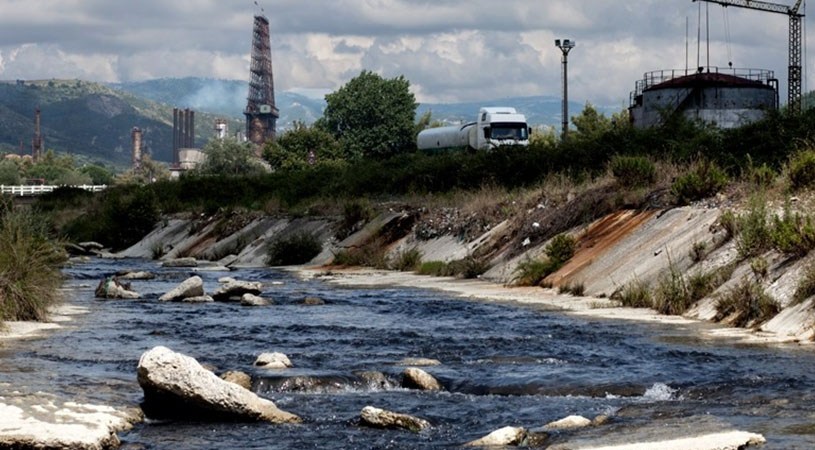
32,108 -> 43,160
131,127 -> 143,170
172,108 -> 179,164
189,110 -> 195,148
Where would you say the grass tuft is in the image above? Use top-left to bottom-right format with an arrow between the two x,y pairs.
714,277 -> 780,328
266,232 -> 323,266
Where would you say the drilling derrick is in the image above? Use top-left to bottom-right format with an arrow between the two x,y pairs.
244,15 -> 278,150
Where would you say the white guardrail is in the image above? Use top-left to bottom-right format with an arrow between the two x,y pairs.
0,185 -> 108,196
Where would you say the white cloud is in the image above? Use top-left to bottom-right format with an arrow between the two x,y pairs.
0,0 -> 810,105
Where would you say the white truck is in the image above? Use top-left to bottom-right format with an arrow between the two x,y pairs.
417,107 -> 530,151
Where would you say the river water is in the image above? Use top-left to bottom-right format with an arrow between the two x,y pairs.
2,257 -> 815,448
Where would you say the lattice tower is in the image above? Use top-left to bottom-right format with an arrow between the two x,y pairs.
245,15 -> 278,148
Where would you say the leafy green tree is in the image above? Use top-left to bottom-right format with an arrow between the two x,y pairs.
571,103 -> 612,139
80,164 -> 115,185
263,122 -> 343,170
195,138 -> 267,176
0,160 -> 21,185
318,70 -> 418,158
116,155 -> 170,185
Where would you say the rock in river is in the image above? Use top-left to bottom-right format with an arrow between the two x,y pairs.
241,293 -> 271,306
95,277 -> 140,299
255,352 -> 292,369
360,406 -> 430,433
159,276 -> 204,302
465,426 -> 527,447
137,346 -> 300,423
401,367 -> 443,391
212,279 -> 263,302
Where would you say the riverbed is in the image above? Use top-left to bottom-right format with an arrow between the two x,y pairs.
2,257 -> 814,448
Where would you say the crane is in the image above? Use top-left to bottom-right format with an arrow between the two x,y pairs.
692,0 -> 805,113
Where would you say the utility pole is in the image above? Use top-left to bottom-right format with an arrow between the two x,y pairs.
555,39 -> 576,138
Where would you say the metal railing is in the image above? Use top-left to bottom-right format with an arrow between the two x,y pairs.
0,185 -> 108,196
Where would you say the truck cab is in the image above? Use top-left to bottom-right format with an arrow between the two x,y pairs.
473,107 -> 530,150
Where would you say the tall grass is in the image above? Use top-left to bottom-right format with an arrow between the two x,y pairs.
0,209 -> 67,322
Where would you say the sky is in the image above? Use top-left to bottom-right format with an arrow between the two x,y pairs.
0,0 -> 812,108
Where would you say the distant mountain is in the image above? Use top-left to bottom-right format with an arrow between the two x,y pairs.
111,78 -> 326,130
0,77 -> 623,167
0,79 -> 242,166
112,77 -> 621,130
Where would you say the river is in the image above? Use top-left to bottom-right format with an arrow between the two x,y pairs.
2,257 -> 815,448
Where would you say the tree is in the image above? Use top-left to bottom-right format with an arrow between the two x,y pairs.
116,155 -> 170,185
263,122 -> 342,170
195,138 -> 268,176
318,70 -> 418,159
571,103 -> 612,140
0,160 -> 20,185
81,164 -> 115,185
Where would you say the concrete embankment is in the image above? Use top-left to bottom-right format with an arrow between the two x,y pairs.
117,204 -> 815,344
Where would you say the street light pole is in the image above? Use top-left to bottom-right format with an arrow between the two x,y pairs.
555,39 -> 575,139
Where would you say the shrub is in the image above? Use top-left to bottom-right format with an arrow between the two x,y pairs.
390,247 -> 422,272
770,208 -> 815,257
559,282 -> 585,296
686,264 -> 734,302
653,263 -> 692,315
545,233 -> 577,264
750,257 -> 769,280
718,210 -> 738,241
0,209 -> 67,322
736,198 -> 770,259
447,255 -> 490,279
337,200 -> 374,239
417,261 -> 451,276
714,277 -> 780,328
609,155 -> 656,188
690,241 -> 708,263
794,262 -> 815,304
611,278 -> 652,308
266,232 -> 323,266
332,239 -> 388,269
671,159 -> 728,205
788,148 -> 815,191
514,258 -> 558,286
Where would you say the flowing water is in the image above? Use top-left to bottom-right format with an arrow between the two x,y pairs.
2,257 -> 815,448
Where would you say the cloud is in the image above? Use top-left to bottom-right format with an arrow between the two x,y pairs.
0,0 -> 810,106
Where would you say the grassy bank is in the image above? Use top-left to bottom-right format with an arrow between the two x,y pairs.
0,207 -> 67,324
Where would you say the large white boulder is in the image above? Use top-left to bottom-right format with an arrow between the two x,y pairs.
159,276 -> 204,302
465,426 -> 527,447
360,406 -> 430,433
137,346 -> 299,423
544,415 -> 592,430
401,367 -> 442,391
241,293 -> 270,306
255,352 -> 292,369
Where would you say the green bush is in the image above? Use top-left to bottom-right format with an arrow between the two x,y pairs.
331,239 -> 388,269
337,200 -> 374,239
266,232 -> 323,266
417,261 -> 451,276
609,155 -> 656,188
686,264 -> 734,302
794,262 -> 815,304
514,258 -> 558,286
770,208 -> 815,257
690,241 -> 708,263
447,255 -> 490,279
671,159 -> 728,205
653,264 -> 692,315
736,199 -> 771,259
718,209 -> 738,241
714,277 -> 780,328
390,247 -> 422,272
788,148 -> 815,191
559,282 -> 585,296
545,233 -> 577,264
0,209 -> 67,322
611,279 -> 652,308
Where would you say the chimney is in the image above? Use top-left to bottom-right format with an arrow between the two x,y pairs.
172,108 -> 179,164
189,110 -> 195,148
131,127 -> 143,170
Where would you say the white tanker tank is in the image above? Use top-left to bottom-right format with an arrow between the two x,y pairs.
417,107 -> 530,151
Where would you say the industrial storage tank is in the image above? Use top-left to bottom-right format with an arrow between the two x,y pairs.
629,66 -> 778,129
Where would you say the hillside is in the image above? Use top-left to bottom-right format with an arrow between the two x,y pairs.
113,77 -> 620,130
0,80 -> 242,167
